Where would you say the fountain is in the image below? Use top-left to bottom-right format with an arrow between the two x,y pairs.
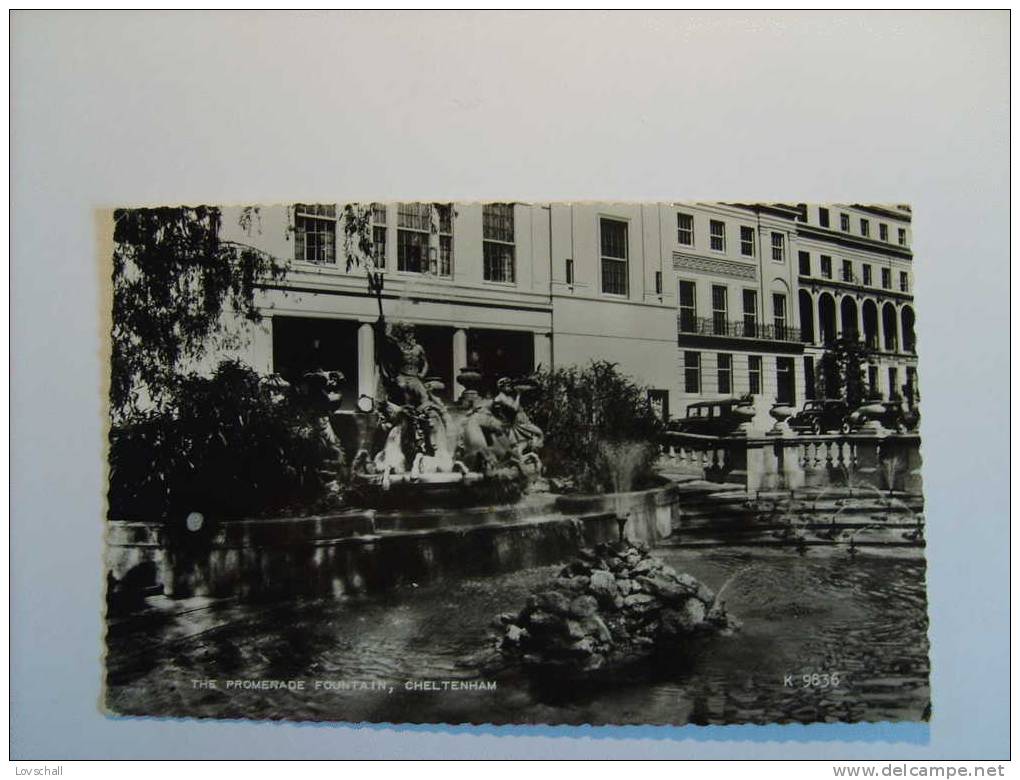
336,265 -> 545,509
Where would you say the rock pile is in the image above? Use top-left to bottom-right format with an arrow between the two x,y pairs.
498,541 -> 740,674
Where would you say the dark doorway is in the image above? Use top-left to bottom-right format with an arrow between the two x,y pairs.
467,329 -> 535,395
776,357 -> 795,405
271,317 -> 359,409
803,356 -> 816,400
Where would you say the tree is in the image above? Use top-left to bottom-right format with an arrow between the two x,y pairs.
110,207 -> 286,418
814,336 -> 874,409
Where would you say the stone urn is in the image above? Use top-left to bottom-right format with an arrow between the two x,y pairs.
768,402 -> 796,436
732,401 -> 756,434
457,365 -> 483,409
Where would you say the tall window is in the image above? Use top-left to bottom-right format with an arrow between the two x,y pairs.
684,351 -> 701,393
879,223 -> 889,241
600,218 -> 629,296
776,357 -> 795,404
860,218 -> 870,237
294,204 -> 337,264
770,232 -> 785,262
711,285 -> 728,334
677,213 -> 694,246
655,271 -> 663,295
900,271 -> 909,292
882,268 -> 892,289
898,227 -> 907,246
565,258 -> 574,285
483,203 -> 515,282
840,213 -> 850,231
397,202 -> 431,273
804,356 -> 816,399
773,293 -> 788,339
862,264 -> 872,285
798,250 -> 811,275
742,289 -> 758,337
842,259 -> 854,282
748,355 -> 762,395
678,280 -> 697,333
818,207 -> 830,227
820,254 -> 832,278
709,220 -> 726,251
868,365 -> 879,395
370,203 -> 387,267
888,367 -> 900,399
436,203 -> 454,277
717,353 -> 732,394
740,225 -> 755,256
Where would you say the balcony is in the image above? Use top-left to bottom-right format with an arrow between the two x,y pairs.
678,315 -> 805,344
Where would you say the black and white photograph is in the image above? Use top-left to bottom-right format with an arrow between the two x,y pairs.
103,201 -> 929,727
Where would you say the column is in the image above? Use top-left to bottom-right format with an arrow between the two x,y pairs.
452,328 -> 468,400
533,331 -> 552,373
812,292 -> 822,346
856,298 -> 864,342
835,296 -> 844,339
895,304 -> 906,355
357,322 -> 376,401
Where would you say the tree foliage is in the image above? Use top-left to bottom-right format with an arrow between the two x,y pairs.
523,361 -> 664,493
110,206 -> 287,417
814,337 -> 875,409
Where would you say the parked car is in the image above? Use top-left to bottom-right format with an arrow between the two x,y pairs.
788,399 -> 851,435
847,400 -> 921,433
668,399 -> 755,436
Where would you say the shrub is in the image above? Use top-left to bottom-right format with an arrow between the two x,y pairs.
108,361 -> 337,522
523,361 -> 664,493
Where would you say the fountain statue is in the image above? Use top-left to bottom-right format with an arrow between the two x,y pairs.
341,266 -> 545,507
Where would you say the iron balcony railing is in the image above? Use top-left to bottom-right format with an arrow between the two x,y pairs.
677,315 -> 805,343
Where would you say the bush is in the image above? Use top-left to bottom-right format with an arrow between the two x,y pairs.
108,361 -> 337,522
523,361 -> 664,493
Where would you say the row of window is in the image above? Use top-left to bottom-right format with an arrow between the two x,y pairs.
294,203 -> 518,283
678,281 -> 790,338
797,251 -> 910,292
814,206 -> 908,246
676,214 -> 786,262
683,351 -> 796,403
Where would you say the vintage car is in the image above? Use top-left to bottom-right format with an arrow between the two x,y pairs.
668,398 -> 755,436
788,399 -> 851,435
847,400 -> 921,433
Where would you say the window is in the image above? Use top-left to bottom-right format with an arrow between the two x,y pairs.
678,280 -> 697,333
798,251 -> 811,275
711,285 -> 728,334
879,223 -> 889,242
840,213 -> 850,231
742,289 -> 758,337
748,355 -> 762,395
820,254 -> 832,279
862,264 -> 872,285
773,293 -> 788,339
396,202 -> 432,273
898,227 -> 907,246
294,204 -> 337,264
900,271 -> 909,292
804,356 -> 816,400
677,213 -> 694,246
717,353 -> 732,394
882,268 -> 892,289
483,203 -> 516,282
868,365 -> 879,395
710,220 -> 726,252
776,357 -> 795,404
600,218 -> 629,296
888,367 -> 900,399
565,258 -> 574,285
740,226 -> 755,256
436,203 -> 454,277
655,270 -> 663,295
370,203 -> 387,267
842,259 -> 854,282
818,207 -> 830,227
770,232 -> 785,262
684,351 -> 701,393
860,218 -> 870,237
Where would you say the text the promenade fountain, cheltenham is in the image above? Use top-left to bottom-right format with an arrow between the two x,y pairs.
333,265 -> 545,509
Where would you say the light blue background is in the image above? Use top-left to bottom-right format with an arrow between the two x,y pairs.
10,11 -> 1009,759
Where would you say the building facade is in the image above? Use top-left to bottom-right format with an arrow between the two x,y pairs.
208,201 -> 917,422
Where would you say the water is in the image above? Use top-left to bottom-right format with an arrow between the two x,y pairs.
106,547 -> 930,727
